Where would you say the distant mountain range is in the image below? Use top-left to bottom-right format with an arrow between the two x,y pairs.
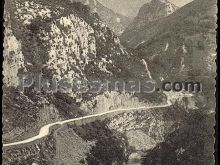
98,0 -> 194,18
98,0 -> 151,18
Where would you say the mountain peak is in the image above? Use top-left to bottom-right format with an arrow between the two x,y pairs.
122,0 -> 178,40
138,0 -> 178,19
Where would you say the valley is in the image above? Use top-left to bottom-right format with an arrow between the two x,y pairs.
2,0 -> 216,164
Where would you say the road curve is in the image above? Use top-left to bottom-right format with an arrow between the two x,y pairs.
3,101 -> 172,147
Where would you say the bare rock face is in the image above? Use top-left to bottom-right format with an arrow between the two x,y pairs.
123,0 -> 178,37
3,14 -> 24,87
135,0 -> 178,26
121,0 -> 178,48
3,0 -> 134,93
6,0 -> 129,82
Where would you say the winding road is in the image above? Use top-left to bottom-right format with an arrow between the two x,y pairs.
3,101 -> 172,147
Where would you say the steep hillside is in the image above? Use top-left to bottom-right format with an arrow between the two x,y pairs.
3,0 -> 155,143
121,0 -> 216,80
141,113 -> 215,165
121,0 -> 216,114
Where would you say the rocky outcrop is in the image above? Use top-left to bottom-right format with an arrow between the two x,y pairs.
124,0 -> 178,35
3,13 -> 24,87
7,0 -> 127,82
121,0 -> 178,47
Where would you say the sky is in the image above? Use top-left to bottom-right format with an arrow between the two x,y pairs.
98,0 -> 193,18
170,0 -> 193,7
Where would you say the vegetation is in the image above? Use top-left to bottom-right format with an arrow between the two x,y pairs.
3,132 -> 56,165
141,112 -> 214,165
2,86 -> 40,137
48,92 -> 86,119
70,120 -> 130,165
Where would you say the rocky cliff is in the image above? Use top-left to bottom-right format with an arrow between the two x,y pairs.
123,0 -> 178,36
3,0 -> 153,143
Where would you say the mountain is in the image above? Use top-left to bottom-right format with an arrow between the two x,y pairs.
3,0 -> 154,144
121,0 -> 178,47
121,0 -> 216,113
121,0 -> 216,80
124,0 -> 178,34
70,0 -> 132,35
98,0 -> 194,18
98,0 -> 151,18
2,0 -> 216,164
